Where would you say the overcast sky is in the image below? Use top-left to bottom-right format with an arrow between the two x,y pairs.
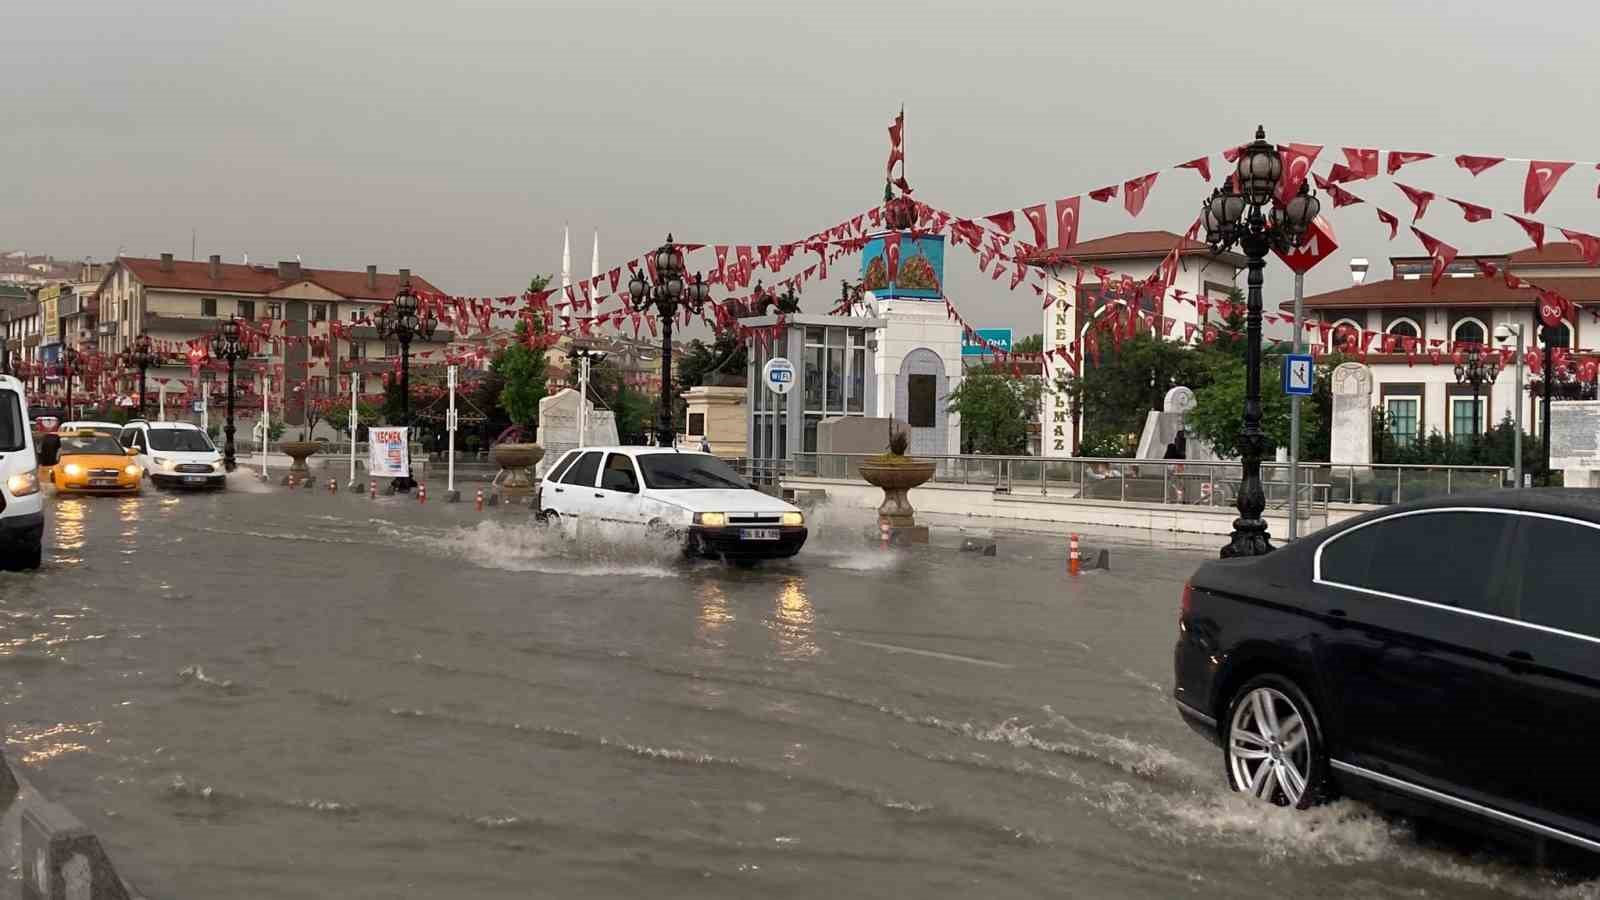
4,0 -> 1599,339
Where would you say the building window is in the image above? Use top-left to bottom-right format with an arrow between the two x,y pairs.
312,303 -> 327,322
1387,318 -> 1419,340
238,300 -> 255,320
1386,397 -> 1419,448
1542,322 -> 1573,348
351,308 -> 362,322
201,297 -> 216,317
908,374 -> 937,427
1452,317 -> 1487,346
687,413 -> 705,436
1329,318 -> 1362,352
1451,396 -> 1487,443
349,340 -> 365,361
385,339 -> 399,357
266,302 -> 282,320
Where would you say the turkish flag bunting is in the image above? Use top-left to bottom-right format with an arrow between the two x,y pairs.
1395,182 -> 1435,221
1377,208 -> 1400,240
1455,154 -> 1504,176
1176,156 -> 1211,181
884,231 -> 901,282
1507,214 -> 1547,250
1088,185 -> 1118,203
1123,172 -> 1158,217
1475,258 -> 1500,278
886,110 -> 904,177
1275,144 -> 1321,205
984,211 -> 1016,234
1387,151 -> 1434,175
1524,160 -> 1575,214
1411,226 -> 1457,287
1560,228 -> 1600,266
1320,178 -> 1363,209
1055,196 -> 1081,248
1343,148 -> 1380,180
1448,198 -> 1494,223
1022,204 -> 1048,247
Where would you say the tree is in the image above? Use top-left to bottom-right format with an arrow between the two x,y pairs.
323,399 -> 380,441
1013,333 -> 1043,354
492,319 -> 548,432
947,367 -> 1045,454
590,361 -> 652,443
1187,351 -> 1321,458
675,331 -> 747,395
1068,329 -> 1213,456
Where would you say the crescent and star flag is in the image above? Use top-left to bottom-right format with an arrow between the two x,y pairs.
1524,160 -> 1575,214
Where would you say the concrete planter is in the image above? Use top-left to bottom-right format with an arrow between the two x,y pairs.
857,457 -> 936,526
490,443 -> 545,498
280,440 -> 321,476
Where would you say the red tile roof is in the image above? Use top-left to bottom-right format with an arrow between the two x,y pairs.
1020,230 -> 1245,267
1507,242 -> 1592,267
1286,273 -> 1600,311
115,258 -> 441,300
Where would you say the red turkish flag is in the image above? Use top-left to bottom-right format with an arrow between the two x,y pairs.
1313,173 -> 1363,208
1022,204 -> 1048,247
1455,154 -> 1504,176
1475,258 -> 1500,279
1343,147 -> 1380,179
886,110 -> 904,177
1376,208 -> 1399,240
1054,196 -> 1081,249
1411,226 -> 1457,287
1123,172 -> 1158,217
1524,160 -> 1574,214
1088,185 -> 1118,203
1395,182 -> 1435,221
1176,156 -> 1211,181
984,211 -> 1016,234
1387,151 -> 1434,175
1448,198 -> 1493,223
1274,144 -> 1321,205
884,231 -> 901,283
1507,214 -> 1546,250
1560,229 -> 1600,266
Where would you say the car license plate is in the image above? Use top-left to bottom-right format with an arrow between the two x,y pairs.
183,475 -> 207,484
740,528 -> 779,541
89,478 -> 117,488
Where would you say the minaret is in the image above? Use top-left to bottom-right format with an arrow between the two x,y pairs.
590,229 -> 600,296
561,225 -> 572,289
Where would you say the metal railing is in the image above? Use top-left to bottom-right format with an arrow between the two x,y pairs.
1307,463 -> 1511,505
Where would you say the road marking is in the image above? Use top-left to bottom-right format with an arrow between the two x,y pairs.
837,637 -> 1014,669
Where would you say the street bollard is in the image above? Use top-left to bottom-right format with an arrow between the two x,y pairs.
328,478 -> 336,494
369,479 -> 376,500
475,488 -> 484,511
418,483 -> 427,504
1069,533 -> 1081,576
879,519 -> 891,551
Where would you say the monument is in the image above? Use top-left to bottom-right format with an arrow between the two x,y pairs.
1330,362 -> 1373,466
536,388 -> 618,475
1549,400 -> 1600,487
1134,386 -> 1221,461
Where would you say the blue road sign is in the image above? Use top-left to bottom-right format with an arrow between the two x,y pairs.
1282,354 -> 1315,396
961,328 -> 1014,357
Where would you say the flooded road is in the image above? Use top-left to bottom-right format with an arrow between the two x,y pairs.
1,483 -> 1594,898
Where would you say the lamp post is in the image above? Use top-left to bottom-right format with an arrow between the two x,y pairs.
1494,322 -> 1524,487
571,344 -> 608,447
1453,346 -> 1500,454
61,347 -> 80,420
209,316 -> 247,472
1201,125 -> 1322,558
374,277 -> 436,491
1539,324 -> 1562,487
129,333 -> 156,417
628,235 -> 710,448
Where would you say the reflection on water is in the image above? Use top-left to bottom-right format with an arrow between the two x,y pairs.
771,576 -> 817,659
53,499 -> 86,565
8,721 -> 100,766
695,581 -> 733,651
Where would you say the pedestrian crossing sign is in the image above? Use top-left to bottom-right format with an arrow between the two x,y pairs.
1283,354 -> 1314,396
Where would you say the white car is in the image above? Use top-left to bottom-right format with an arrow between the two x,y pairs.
119,420 -> 227,490
0,376 -> 45,569
535,446 -> 807,561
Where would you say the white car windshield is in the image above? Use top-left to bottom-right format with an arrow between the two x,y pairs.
149,430 -> 215,452
636,453 -> 749,490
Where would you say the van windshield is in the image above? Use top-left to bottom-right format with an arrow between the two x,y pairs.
148,429 -> 215,452
636,453 -> 749,490
0,393 -> 21,452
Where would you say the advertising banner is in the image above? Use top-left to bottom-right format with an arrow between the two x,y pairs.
861,233 -> 945,299
367,427 -> 410,478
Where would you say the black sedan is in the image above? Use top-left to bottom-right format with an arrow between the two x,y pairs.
1175,489 -> 1600,855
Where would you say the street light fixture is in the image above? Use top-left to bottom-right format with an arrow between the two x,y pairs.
374,277 -> 437,491
209,315 -> 248,472
1494,322 -> 1524,487
627,235 -> 710,448
1201,125 -> 1322,558
1453,346 -> 1500,454
571,343 -> 608,448
128,333 -> 156,417
61,347 -> 81,419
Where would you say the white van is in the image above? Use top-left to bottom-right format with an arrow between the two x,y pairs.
535,446 -> 807,562
119,420 -> 226,489
0,377 -> 46,569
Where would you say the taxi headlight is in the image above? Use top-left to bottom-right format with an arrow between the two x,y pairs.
782,511 -> 804,527
695,512 -> 727,527
62,463 -> 83,477
124,464 -> 142,477
7,472 -> 38,497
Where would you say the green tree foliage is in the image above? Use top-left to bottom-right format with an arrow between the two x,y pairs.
947,367 -> 1045,454
675,331 -> 748,394
1067,330 -> 1213,455
1187,351 -> 1321,458
492,318 -> 549,430
590,361 -> 654,443
322,400 -> 380,440
1013,333 -> 1044,354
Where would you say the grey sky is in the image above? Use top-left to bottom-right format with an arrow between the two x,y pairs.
4,0 -> 1598,339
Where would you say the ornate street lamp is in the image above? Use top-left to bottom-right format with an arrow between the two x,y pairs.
210,316 -> 248,472
1453,346 -> 1500,451
627,235 -> 710,448
1201,125 -> 1321,558
128,333 -> 156,417
374,277 -> 437,491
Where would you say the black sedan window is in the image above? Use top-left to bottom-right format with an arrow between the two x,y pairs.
561,451 -> 602,487
1320,510 -> 1515,614
1508,516 -> 1600,638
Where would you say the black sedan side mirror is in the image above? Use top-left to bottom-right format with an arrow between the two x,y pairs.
36,434 -> 60,468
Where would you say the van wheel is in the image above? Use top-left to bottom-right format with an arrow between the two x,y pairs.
1223,674 -> 1330,809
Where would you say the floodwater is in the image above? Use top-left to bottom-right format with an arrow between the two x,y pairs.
0,479 -> 1594,898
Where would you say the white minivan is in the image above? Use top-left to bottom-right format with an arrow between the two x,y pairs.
120,420 -> 226,490
0,376 -> 45,569
535,447 -> 807,561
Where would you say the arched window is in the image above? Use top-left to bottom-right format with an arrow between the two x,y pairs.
1452,317 -> 1487,347
1329,318 -> 1362,352
1542,322 -> 1573,349
1387,318 -> 1420,340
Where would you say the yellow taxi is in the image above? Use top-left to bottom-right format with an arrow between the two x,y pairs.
48,432 -> 143,495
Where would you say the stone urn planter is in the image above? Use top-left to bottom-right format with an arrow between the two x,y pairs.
857,456 -> 936,528
490,442 -> 545,498
280,440 -> 321,483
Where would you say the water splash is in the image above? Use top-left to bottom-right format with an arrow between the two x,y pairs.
435,519 -> 682,578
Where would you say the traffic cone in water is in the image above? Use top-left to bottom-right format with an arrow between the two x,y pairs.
328,479 -> 336,494
879,519 -> 891,551
475,488 -> 484,511
369,479 -> 376,499
418,483 -> 427,504
1069,533 -> 1081,576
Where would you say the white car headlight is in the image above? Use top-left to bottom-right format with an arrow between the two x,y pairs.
62,463 -> 83,477
782,511 -> 804,527
7,471 -> 38,497
695,512 -> 727,527
154,457 -> 176,471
